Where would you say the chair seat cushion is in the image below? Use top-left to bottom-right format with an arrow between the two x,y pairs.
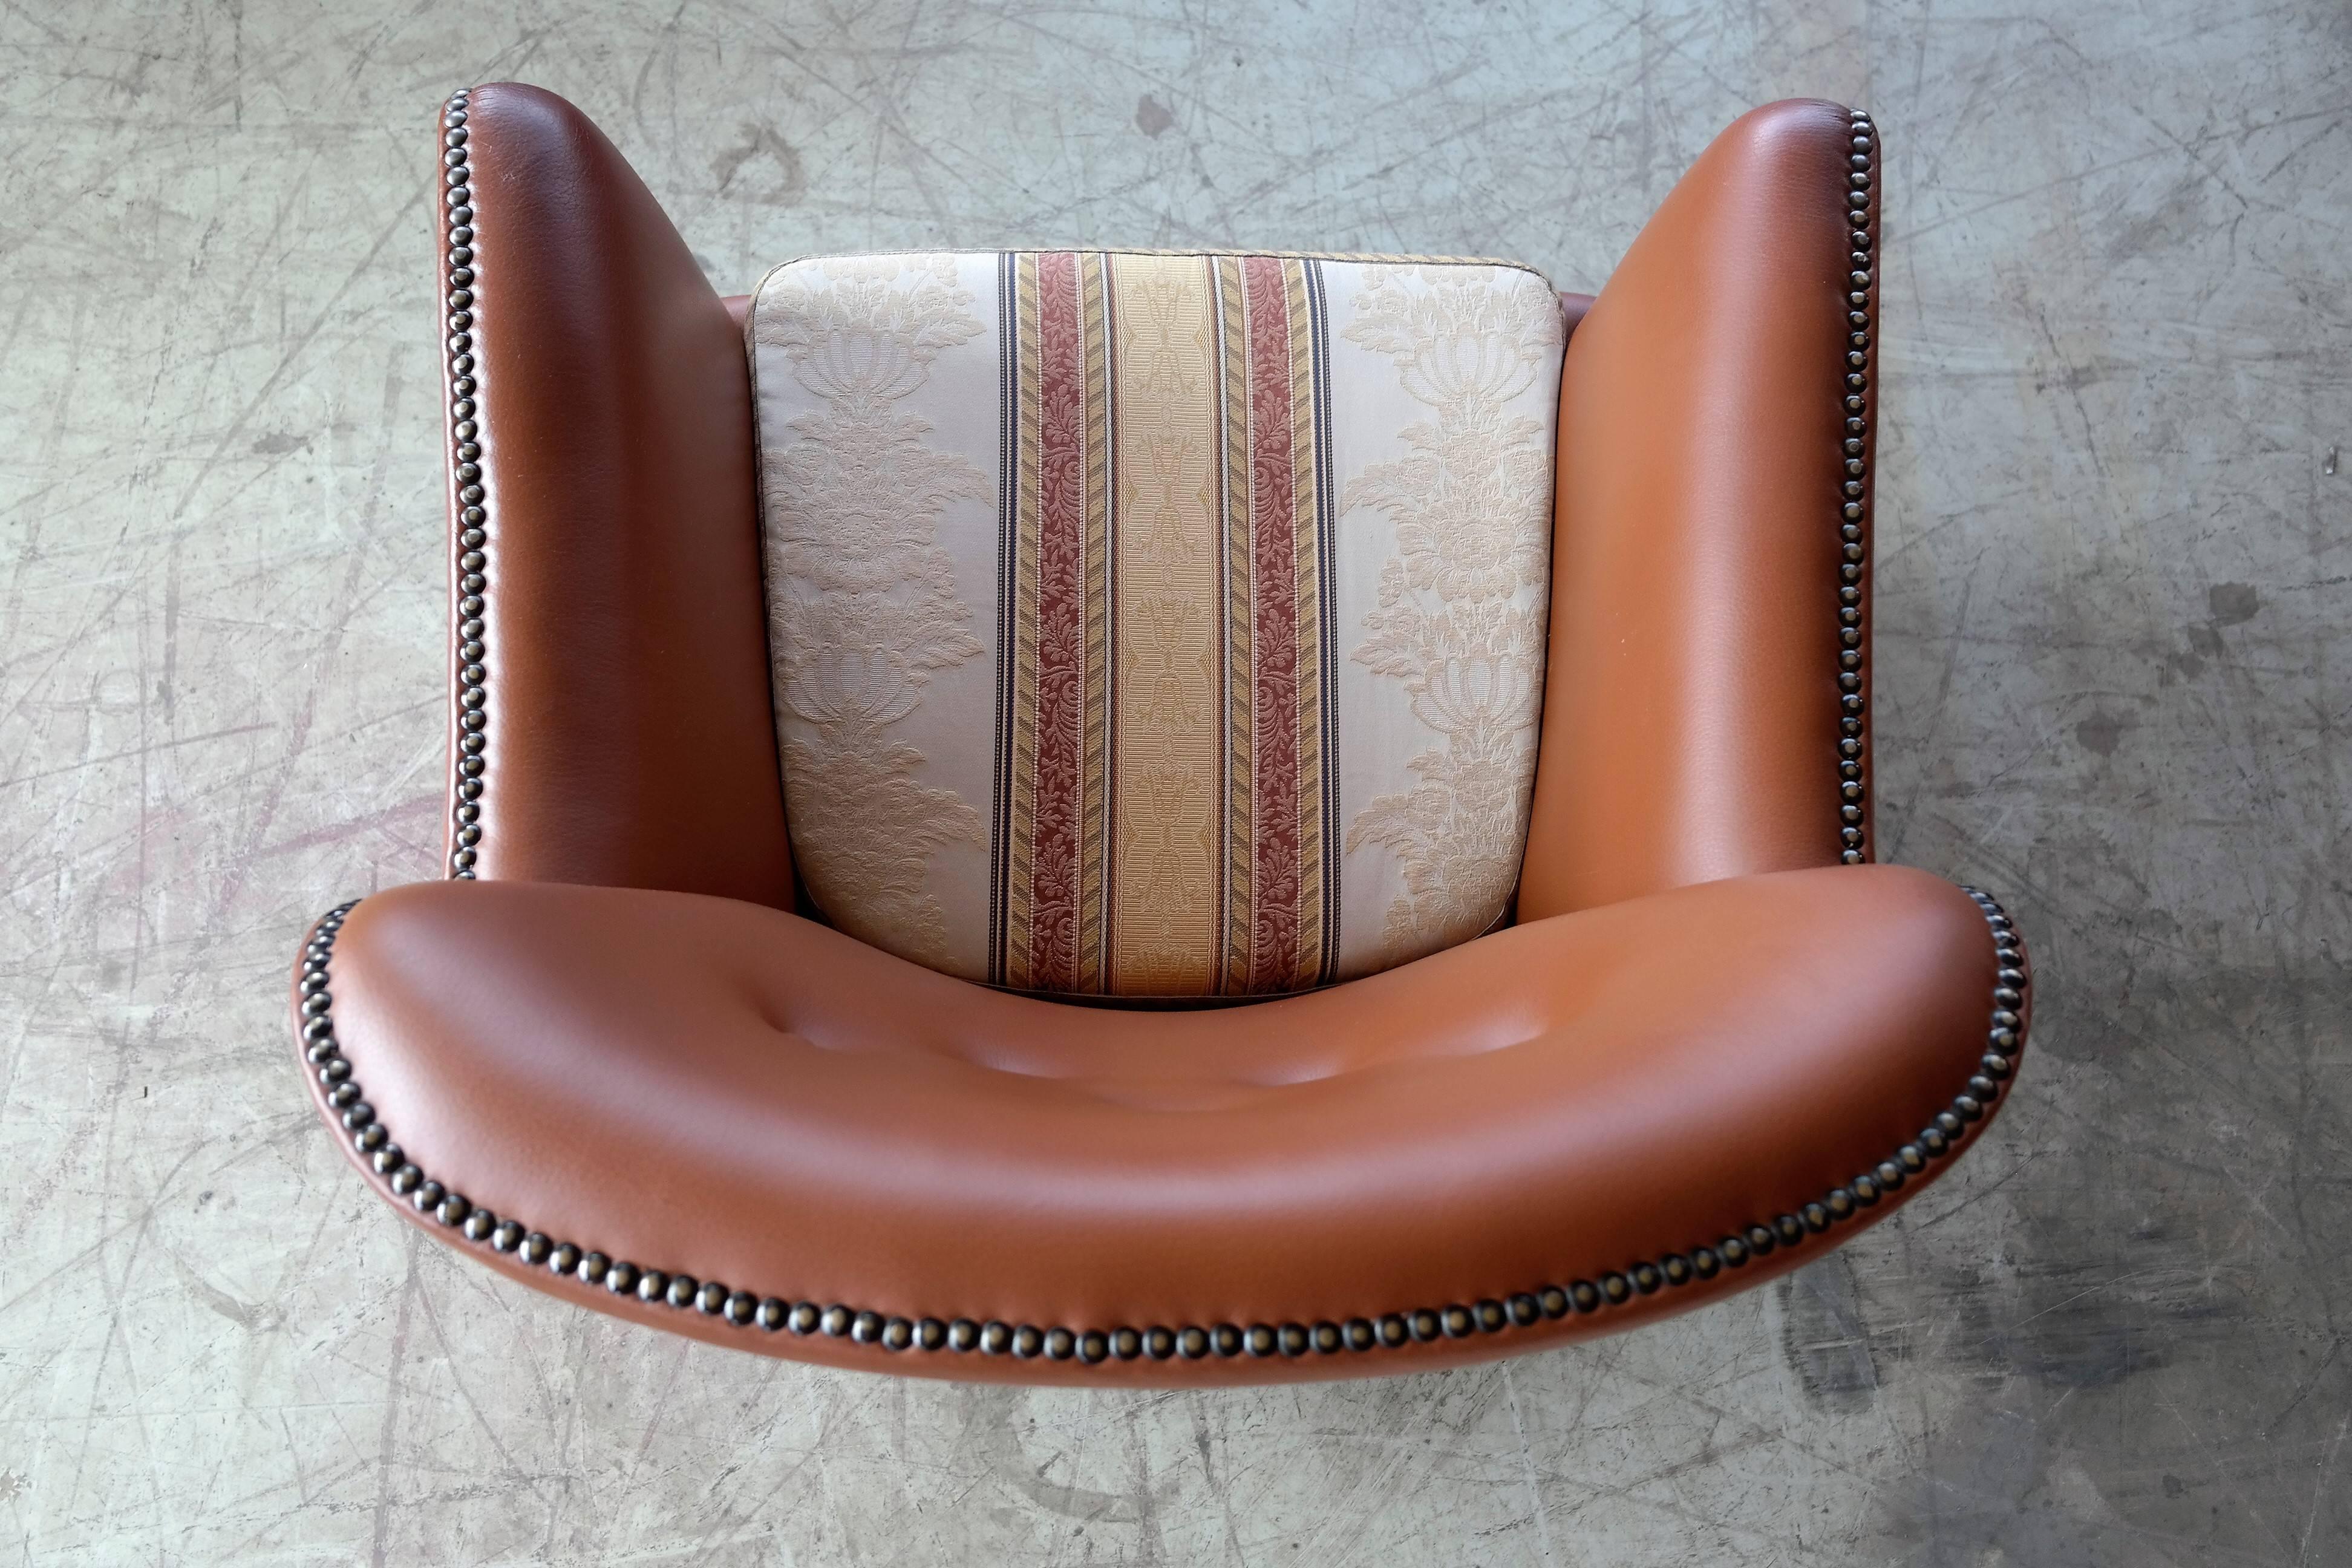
298,864 -> 2024,1383
748,252 -> 1566,995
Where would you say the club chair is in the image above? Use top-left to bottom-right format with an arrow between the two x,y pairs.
290,84 -> 2031,1384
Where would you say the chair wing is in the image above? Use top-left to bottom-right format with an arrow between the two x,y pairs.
441,83 -> 792,906
1522,100 -> 1881,916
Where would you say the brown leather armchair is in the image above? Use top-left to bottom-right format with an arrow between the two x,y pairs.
291,83 -> 2030,1384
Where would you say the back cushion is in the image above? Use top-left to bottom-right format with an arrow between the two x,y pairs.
750,252 -> 1563,996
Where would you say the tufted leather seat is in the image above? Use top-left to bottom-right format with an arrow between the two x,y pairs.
292,84 -> 2031,1383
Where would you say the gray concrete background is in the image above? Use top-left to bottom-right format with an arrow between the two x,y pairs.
3,2 -> 2346,1563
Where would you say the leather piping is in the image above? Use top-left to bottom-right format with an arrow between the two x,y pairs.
293,887 -> 2028,1367
443,87 -> 489,879
1838,107 -> 1877,863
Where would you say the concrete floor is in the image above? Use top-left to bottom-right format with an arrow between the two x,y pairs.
4,2 -> 2347,1563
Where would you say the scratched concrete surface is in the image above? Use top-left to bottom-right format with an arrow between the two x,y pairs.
3,1 -> 2347,1563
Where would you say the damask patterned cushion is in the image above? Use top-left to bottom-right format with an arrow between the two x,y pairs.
749,251 -> 1564,996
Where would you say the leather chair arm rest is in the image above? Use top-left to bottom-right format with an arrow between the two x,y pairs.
445,82 -> 793,905
292,864 -> 2027,1384
1521,99 -> 1876,918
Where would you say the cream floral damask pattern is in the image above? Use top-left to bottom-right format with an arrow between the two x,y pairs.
752,250 -> 1563,991
754,258 -> 988,967
1341,267 -> 1564,952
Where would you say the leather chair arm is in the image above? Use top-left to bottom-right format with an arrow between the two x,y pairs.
294,864 -> 2024,1383
1521,99 -> 1875,918
445,83 -> 793,906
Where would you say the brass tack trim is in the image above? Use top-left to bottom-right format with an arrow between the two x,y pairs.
442,87 -> 488,880
1838,106 -> 1878,865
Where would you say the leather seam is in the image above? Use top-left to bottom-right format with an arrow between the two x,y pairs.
1837,107 -> 1877,864
293,886 -> 2028,1369
444,87 -> 489,879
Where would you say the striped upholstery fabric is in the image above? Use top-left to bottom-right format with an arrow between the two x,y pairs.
750,252 -> 1564,997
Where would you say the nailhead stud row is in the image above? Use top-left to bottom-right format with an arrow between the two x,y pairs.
296,880 -> 2026,1369
443,88 -> 488,880
1837,106 -> 1877,866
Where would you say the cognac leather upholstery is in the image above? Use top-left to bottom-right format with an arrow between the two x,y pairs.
1521,102 -> 1877,914
292,84 -> 2029,1385
442,81 -> 791,906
